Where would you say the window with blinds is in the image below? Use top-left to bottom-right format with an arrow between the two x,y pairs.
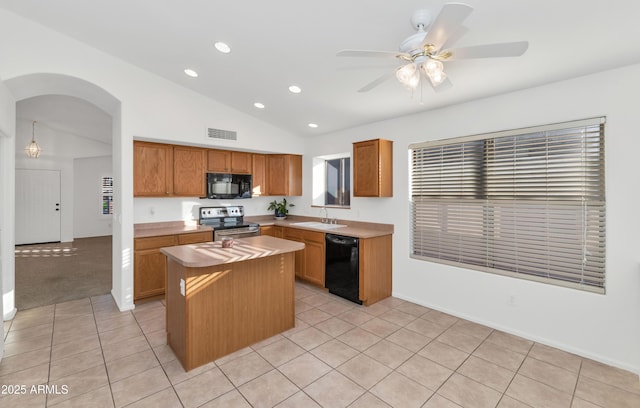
409,117 -> 606,293
101,176 -> 113,216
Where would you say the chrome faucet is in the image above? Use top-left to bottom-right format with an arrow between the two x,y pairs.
321,207 -> 329,223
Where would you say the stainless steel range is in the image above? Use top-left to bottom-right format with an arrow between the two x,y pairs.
198,206 -> 260,241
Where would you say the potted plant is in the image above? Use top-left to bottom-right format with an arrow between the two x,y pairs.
268,197 -> 294,220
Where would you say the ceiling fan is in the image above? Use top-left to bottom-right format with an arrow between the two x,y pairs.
337,3 -> 529,93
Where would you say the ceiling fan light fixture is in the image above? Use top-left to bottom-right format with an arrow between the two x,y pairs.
422,58 -> 447,86
396,63 -> 419,89
427,69 -> 447,86
422,59 -> 443,75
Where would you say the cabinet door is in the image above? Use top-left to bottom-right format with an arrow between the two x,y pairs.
207,149 -> 231,172
267,155 -> 287,196
252,154 -> 267,196
353,139 -> 380,197
359,235 -> 393,306
134,248 -> 167,301
283,228 -> 305,278
134,141 -> 173,196
267,154 -> 302,196
231,151 -> 252,174
173,146 -> 206,196
303,238 -> 325,287
353,139 -> 393,197
261,225 -> 283,238
177,231 -> 212,245
134,235 -> 176,302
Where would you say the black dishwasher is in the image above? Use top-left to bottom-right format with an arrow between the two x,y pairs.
325,234 -> 362,305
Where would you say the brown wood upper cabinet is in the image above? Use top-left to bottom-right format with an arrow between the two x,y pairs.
267,154 -> 302,196
207,149 -> 252,174
207,149 -> 231,172
230,151 -> 252,174
173,146 -> 207,196
353,138 -> 393,197
252,154 -> 267,196
134,141 -> 205,197
135,141 -> 303,197
134,141 -> 173,196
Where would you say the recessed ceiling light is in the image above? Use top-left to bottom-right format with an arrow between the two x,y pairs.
254,102 -> 265,109
214,42 -> 231,53
184,69 -> 198,78
288,85 -> 302,94
308,123 -> 318,128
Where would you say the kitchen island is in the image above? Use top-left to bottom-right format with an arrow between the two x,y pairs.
160,235 -> 304,371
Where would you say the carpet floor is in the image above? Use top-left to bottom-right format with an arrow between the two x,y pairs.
14,235 -> 112,311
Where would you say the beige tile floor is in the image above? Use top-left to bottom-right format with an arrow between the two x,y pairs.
1,281 -> 639,408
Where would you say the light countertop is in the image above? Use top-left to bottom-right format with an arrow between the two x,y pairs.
135,215 -> 393,239
134,221 -> 212,239
244,215 -> 394,238
160,235 -> 305,268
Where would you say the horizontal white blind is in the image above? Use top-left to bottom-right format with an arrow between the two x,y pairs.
410,118 -> 605,293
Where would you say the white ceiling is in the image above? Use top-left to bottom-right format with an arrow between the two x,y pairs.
2,0 -> 640,137
17,95 -> 112,145
16,95 -> 112,159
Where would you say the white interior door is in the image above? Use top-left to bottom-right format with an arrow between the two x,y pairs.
15,169 -> 61,245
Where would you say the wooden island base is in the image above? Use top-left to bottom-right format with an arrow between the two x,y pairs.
162,236 -> 303,371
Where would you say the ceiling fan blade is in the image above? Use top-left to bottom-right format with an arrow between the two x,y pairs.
440,26 -> 469,51
446,41 -> 529,60
337,49 -> 407,60
421,3 -> 474,50
357,71 -> 396,93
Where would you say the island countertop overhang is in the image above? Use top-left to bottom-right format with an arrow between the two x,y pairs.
160,235 -> 305,268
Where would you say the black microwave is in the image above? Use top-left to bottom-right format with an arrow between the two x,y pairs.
206,173 -> 252,199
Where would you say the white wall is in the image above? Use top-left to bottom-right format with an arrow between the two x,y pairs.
134,196 -> 286,224
74,155 -> 112,238
303,64 -> 640,374
0,78 -> 16,324
0,78 -> 16,359
0,9 -> 306,314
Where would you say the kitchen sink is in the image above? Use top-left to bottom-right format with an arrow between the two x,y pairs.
290,221 -> 347,230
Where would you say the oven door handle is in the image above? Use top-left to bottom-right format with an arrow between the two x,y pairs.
214,228 -> 260,241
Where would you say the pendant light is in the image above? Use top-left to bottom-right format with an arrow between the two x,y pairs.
24,120 -> 41,158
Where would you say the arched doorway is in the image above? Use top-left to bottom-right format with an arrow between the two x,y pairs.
1,73 -> 122,318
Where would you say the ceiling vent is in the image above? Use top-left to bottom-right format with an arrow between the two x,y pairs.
207,127 -> 237,141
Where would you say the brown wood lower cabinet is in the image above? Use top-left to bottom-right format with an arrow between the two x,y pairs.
260,225 -> 283,238
166,251 -> 296,371
280,227 -> 392,305
283,227 -> 325,287
360,235 -> 393,306
134,231 -> 211,302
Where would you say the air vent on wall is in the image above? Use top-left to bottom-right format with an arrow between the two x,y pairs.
207,127 -> 237,141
